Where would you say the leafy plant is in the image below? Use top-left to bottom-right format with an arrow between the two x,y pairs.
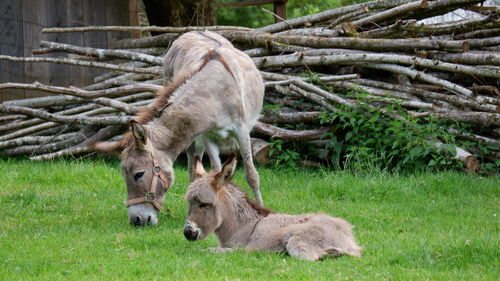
269,139 -> 302,166
317,89 -> 466,173
264,83 -> 499,174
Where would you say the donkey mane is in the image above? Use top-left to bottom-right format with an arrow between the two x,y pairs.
223,183 -> 273,216
117,48 -> 235,156
244,196 -> 272,216
136,49 -> 233,125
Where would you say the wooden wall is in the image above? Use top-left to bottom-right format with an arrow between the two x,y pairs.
0,0 -> 130,103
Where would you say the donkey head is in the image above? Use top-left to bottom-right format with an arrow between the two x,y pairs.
183,154 -> 237,241
93,120 -> 174,227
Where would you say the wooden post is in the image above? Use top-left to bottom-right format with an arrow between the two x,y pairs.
215,0 -> 287,23
129,0 -> 141,39
273,0 -> 287,23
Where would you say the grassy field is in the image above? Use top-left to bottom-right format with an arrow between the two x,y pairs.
0,158 -> 498,280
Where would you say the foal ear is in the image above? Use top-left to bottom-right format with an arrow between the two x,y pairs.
194,155 -> 207,178
130,120 -> 147,150
213,153 -> 237,190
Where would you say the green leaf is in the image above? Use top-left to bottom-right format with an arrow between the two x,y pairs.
345,131 -> 353,141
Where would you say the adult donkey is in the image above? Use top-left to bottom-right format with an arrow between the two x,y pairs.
93,31 -> 264,226
184,154 -> 362,261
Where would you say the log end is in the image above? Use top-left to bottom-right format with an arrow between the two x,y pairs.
340,23 -> 358,37
464,155 -> 479,173
419,0 -> 429,9
461,41 -> 470,52
251,138 -> 275,165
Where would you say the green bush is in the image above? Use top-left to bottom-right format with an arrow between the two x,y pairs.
215,0 -> 372,28
265,81 -> 499,174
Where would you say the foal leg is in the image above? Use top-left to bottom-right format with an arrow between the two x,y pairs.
237,130 -> 262,205
286,236 -> 323,261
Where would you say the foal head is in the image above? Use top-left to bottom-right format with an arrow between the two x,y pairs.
183,154 -> 237,241
94,121 -> 174,227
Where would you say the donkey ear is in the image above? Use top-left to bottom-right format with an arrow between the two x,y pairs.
213,153 -> 237,190
130,120 -> 147,150
194,155 -> 207,178
89,141 -> 125,155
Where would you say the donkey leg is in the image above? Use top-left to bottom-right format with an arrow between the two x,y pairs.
187,142 -> 196,182
237,131 -> 262,205
202,138 -> 222,172
187,141 -> 205,182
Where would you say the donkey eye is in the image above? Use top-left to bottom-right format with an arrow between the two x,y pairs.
133,171 -> 145,181
199,203 -> 210,208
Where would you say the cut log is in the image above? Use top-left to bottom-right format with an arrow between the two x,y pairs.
251,138 -> 275,165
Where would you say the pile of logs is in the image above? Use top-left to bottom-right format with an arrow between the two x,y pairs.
0,0 -> 498,171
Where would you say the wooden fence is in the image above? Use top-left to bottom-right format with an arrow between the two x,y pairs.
0,0 -> 130,102
0,0 -> 289,103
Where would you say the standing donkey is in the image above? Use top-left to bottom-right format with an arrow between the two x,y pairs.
93,31 -> 264,226
184,154 -> 362,261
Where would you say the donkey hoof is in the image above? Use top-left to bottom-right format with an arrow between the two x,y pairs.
325,247 -> 342,257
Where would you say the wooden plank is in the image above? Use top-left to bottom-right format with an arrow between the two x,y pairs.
128,0 -> 141,39
0,0 -> 24,102
0,0 -> 6,102
83,0 -> 108,82
23,0 -> 50,99
68,0 -> 87,87
105,0 -> 130,46
46,0 -> 70,87
83,0 -> 107,48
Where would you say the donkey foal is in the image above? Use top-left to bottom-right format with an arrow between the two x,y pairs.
184,155 -> 362,261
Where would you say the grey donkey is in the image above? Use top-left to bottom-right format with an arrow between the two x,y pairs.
184,154 -> 362,261
92,31 -> 264,226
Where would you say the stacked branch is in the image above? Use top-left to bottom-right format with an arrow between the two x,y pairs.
1,0 -> 499,172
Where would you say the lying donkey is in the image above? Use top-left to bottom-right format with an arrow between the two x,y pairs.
93,31 -> 264,226
184,154 -> 362,261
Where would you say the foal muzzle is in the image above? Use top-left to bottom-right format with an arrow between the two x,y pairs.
183,221 -> 201,241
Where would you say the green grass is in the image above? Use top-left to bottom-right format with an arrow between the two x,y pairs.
0,158 -> 498,280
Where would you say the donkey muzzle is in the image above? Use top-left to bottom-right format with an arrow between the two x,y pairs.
183,221 -> 201,241
127,204 -> 158,227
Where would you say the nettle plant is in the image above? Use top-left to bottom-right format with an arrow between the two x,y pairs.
322,87 -> 500,173
269,139 -> 302,166
318,99 -> 457,172
266,84 -> 499,174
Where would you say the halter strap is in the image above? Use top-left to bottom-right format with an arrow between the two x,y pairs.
126,142 -> 170,212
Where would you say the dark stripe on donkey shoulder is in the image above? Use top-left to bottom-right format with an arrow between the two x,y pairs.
136,49 -> 219,124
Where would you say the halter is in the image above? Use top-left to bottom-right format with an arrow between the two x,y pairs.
126,142 -> 170,212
